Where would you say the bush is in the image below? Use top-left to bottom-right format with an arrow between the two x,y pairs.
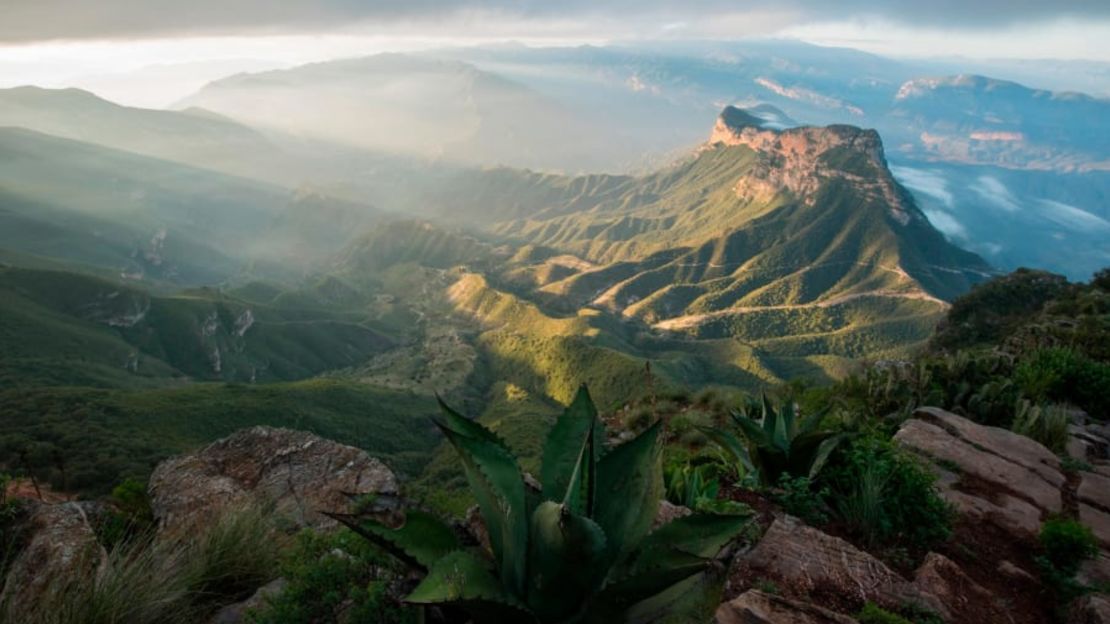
250,529 -> 415,624
821,437 -> 951,551
1015,348 -> 1110,417
1040,517 -> 1099,576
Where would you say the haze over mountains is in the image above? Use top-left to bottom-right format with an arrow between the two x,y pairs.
0,35 -> 1106,490
6,41 -> 1097,278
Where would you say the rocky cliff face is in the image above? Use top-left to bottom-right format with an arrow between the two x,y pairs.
708,105 -> 913,225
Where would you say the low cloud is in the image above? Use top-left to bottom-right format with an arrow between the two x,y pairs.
1,0 -> 1107,44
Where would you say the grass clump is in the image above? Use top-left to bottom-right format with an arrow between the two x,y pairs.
3,505 -> 281,624
820,436 -> 951,552
1010,400 -> 1071,455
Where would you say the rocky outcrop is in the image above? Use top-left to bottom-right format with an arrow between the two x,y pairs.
726,516 -> 942,616
895,407 -> 1063,539
150,426 -> 397,535
706,106 -> 913,224
715,590 -> 859,624
0,502 -> 107,612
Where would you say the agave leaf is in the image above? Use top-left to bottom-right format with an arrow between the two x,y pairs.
771,403 -> 790,455
615,512 -> 748,583
728,411 -> 768,448
433,397 -> 528,596
695,427 -> 754,475
591,548 -> 709,620
326,509 -> 459,571
405,550 -> 534,622
760,393 -> 776,438
781,402 -> 797,443
806,432 -> 850,479
525,501 -> 608,622
540,384 -> 603,516
795,405 -> 830,438
595,420 -> 664,564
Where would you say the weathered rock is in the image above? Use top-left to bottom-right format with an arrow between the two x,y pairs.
727,516 -> 941,615
208,578 -> 287,624
911,553 -> 1001,622
895,408 -> 1065,540
942,488 -> 1042,540
1079,471 -> 1110,511
1068,594 -> 1110,624
997,560 -> 1038,584
1079,503 -> 1110,549
715,590 -> 859,624
653,500 -> 693,529
150,426 -> 397,535
1079,553 -> 1110,587
0,502 -> 107,612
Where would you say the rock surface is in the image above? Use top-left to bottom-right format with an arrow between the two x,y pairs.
1069,594 -> 1110,624
910,553 -> 1001,622
727,516 -> 942,615
0,502 -> 106,612
150,426 -> 398,534
895,407 -> 1065,538
715,590 -> 859,624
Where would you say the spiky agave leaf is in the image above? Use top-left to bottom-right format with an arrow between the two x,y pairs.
433,397 -> 528,596
540,384 -> 604,516
406,550 -> 534,622
592,512 -> 748,623
525,501 -> 608,622
695,427 -> 754,476
326,509 -> 460,571
594,420 -> 663,565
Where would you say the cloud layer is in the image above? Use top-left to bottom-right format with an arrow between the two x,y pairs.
3,0 -> 1107,43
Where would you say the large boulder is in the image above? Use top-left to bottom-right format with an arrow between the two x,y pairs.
0,502 -> 107,613
726,516 -> 943,616
715,590 -> 859,624
894,407 -> 1065,539
150,426 -> 397,535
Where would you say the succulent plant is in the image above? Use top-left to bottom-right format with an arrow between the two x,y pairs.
331,384 -> 748,623
700,395 -> 848,487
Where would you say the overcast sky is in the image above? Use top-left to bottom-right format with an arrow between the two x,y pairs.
1,0 -> 1108,106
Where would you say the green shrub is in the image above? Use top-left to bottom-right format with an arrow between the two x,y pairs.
821,437 -> 951,551
1040,517 -> 1098,576
338,385 -> 749,623
250,529 -> 414,624
1015,348 -> 1110,417
773,475 -> 828,526
857,602 -> 913,624
1011,401 -> 1071,455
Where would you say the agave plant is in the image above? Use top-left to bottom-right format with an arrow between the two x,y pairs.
330,385 -> 748,623
699,395 -> 848,487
